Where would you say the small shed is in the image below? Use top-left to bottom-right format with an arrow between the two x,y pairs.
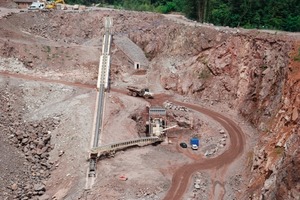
14,0 -> 34,9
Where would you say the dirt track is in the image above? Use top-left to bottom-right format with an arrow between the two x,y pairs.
0,71 -> 95,89
0,71 -> 246,199
163,100 -> 245,200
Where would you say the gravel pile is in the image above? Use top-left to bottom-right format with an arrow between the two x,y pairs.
0,82 -> 60,200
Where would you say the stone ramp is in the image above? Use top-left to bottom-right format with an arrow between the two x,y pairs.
114,36 -> 149,68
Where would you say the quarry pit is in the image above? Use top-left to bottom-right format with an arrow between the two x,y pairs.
0,5 -> 299,200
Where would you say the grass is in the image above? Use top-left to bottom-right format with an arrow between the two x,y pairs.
47,46 -> 51,53
293,47 -> 300,62
45,46 -> 51,53
275,146 -> 284,156
198,67 -> 211,79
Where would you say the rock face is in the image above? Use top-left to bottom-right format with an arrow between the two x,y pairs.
133,23 -> 299,199
0,8 -> 298,199
128,15 -> 300,199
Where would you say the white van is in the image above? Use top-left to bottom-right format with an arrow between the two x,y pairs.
28,2 -> 46,10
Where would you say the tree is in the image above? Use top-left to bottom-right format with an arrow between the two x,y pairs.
183,0 -> 210,22
210,2 -> 231,25
75,0 -> 300,32
184,0 -> 198,20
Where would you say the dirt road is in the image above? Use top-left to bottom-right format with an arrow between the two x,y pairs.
0,71 -> 95,89
152,101 -> 245,200
0,71 -> 245,199
163,100 -> 245,200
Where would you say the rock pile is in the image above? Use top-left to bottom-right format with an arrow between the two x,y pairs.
163,101 -> 189,112
0,84 -> 60,200
163,101 -> 195,128
130,113 -> 147,137
204,144 -> 219,157
188,172 -> 210,200
204,130 -> 227,157
252,148 -> 267,172
217,129 -> 227,148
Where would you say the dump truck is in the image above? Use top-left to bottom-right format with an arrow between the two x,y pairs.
190,137 -> 199,150
127,86 -> 153,99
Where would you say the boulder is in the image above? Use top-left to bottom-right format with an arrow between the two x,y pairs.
38,194 -> 50,200
291,107 -> 298,121
33,183 -> 45,192
11,183 -> 18,191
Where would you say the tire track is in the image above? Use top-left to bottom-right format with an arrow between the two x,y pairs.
0,71 -> 245,199
0,71 -> 95,89
163,100 -> 245,200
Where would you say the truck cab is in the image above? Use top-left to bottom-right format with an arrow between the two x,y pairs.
191,144 -> 199,150
142,88 -> 153,99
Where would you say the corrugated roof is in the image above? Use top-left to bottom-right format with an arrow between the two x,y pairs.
149,107 -> 166,116
14,0 -> 34,3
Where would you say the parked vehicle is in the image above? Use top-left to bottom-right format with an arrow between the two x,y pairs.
45,0 -> 66,9
28,2 -> 45,10
190,137 -> 199,150
180,142 -> 187,148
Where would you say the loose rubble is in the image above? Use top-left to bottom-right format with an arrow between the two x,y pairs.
186,172 -> 210,200
0,82 -> 60,200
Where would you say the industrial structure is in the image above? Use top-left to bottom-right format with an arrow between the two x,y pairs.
148,107 -> 167,136
86,19 -> 176,190
90,137 -> 163,158
89,106 -> 176,160
14,0 -> 34,9
86,17 -> 113,185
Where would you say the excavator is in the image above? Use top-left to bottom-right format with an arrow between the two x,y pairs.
28,0 -> 66,10
45,0 -> 66,9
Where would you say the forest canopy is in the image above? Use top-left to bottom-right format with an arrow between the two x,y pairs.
69,0 -> 300,32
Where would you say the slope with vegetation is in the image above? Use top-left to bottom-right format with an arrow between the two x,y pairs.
69,0 -> 300,32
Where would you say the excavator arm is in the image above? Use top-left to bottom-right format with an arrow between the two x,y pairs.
55,0 -> 65,4
45,0 -> 66,9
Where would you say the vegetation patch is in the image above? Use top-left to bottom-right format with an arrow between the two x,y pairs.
275,146 -> 284,156
74,0 -> 300,32
293,47 -> 300,62
43,46 -> 51,53
198,67 -> 211,79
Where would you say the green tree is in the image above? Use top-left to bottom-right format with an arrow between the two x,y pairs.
210,2 -> 231,25
184,0 -> 199,20
183,0 -> 210,22
72,0 -> 300,32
